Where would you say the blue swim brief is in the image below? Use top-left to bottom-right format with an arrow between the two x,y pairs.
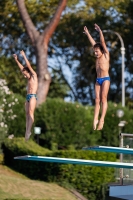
26,94 -> 37,102
96,77 -> 110,86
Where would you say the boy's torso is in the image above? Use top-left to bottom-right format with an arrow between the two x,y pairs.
96,53 -> 110,78
27,75 -> 38,94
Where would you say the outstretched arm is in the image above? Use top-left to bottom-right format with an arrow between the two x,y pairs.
13,54 -> 24,71
94,24 -> 109,54
83,26 -> 96,47
20,50 -> 36,75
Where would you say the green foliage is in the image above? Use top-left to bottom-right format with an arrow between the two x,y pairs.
2,137 -> 116,200
0,0 -> 79,57
50,0 -> 133,104
2,138 -> 51,178
0,79 -> 21,151
0,153 -> 3,164
1,0 -> 133,105
35,98 -> 98,149
0,79 -> 8,138
97,102 -> 133,147
0,54 -> 69,100
0,86 -> 25,139
34,99 -> 133,149
3,137 -> 50,157
3,96 -> 133,151
51,150 -> 116,200
4,93 -> 26,137
0,56 -> 27,96
47,70 -> 70,99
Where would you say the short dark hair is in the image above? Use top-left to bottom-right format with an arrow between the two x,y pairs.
22,67 -> 30,73
93,42 -> 104,53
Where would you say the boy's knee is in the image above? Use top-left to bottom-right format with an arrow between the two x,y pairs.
28,111 -> 34,118
101,96 -> 107,103
95,97 -> 100,104
29,109 -> 34,115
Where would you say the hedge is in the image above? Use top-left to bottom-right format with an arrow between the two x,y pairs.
2,138 -> 116,200
34,98 -> 98,149
5,97 -> 133,150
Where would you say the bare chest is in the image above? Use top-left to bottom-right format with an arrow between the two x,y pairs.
96,56 -> 109,70
27,76 -> 38,93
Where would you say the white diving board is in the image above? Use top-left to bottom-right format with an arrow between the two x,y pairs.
82,146 -> 133,154
14,155 -> 133,169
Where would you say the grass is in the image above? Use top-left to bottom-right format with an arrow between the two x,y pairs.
0,163 -> 77,200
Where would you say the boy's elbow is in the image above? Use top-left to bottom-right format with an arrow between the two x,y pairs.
27,64 -> 31,68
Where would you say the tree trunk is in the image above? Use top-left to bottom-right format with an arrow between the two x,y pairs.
35,39 -> 51,106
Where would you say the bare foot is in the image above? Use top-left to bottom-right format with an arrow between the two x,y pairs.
97,120 -> 104,130
25,132 -> 31,141
93,120 -> 99,130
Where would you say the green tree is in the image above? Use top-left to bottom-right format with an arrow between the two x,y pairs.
47,70 -> 70,99
1,0 -> 133,105
0,0 -> 68,105
0,56 -> 69,99
49,0 -> 133,105
0,57 -> 27,96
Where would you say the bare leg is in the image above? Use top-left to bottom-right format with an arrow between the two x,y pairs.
93,83 -> 101,130
25,97 -> 36,141
25,102 -> 29,136
97,80 -> 110,130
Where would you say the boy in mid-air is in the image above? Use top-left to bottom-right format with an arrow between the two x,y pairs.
83,24 -> 110,130
13,50 -> 38,140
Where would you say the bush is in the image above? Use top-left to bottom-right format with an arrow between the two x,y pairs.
0,78 -> 26,140
97,102 -> 133,147
4,97 -> 133,150
50,150 -> 116,200
35,98 -> 98,149
4,94 -> 26,137
35,99 -> 133,150
2,138 -> 116,200
0,79 -> 22,151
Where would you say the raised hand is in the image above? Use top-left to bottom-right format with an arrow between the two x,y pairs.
20,50 -> 25,56
94,24 -> 101,32
83,26 -> 89,35
13,54 -> 17,60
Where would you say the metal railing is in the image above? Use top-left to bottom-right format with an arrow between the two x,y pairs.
118,133 -> 133,185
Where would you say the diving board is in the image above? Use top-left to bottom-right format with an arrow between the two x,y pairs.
14,155 -> 133,169
82,146 -> 133,154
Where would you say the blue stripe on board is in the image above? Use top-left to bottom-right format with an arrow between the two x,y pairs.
82,146 -> 133,154
14,155 -> 133,169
